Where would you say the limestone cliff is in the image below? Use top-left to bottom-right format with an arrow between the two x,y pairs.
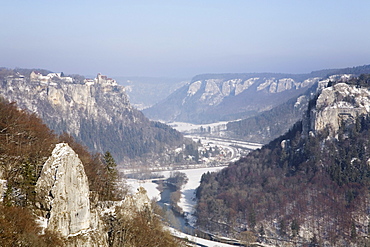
36,143 -> 91,237
225,74 -> 355,144
311,82 -> 370,136
144,73 -> 319,124
0,71 -> 184,164
195,75 -> 370,246
35,143 -> 151,246
144,65 -> 370,125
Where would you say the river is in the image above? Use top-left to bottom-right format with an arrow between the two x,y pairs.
125,166 -> 248,246
126,166 -> 226,226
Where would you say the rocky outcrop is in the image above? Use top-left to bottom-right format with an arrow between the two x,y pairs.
144,65 -> 370,124
35,143 -> 152,246
195,76 -> 370,246
36,143 -> 91,237
312,83 -> 370,136
224,74 -> 356,144
144,73 -> 321,124
0,71 -> 184,164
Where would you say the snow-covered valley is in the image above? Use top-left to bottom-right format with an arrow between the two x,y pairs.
124,130 -> 263,247
126,166 -> 245,247
126,166 -> 226,223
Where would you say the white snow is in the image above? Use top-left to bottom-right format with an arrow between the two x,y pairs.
168,121 -> 230,134
0,179 -> 6,202
167,226 -> 237,247
176,166 -> 226,225
36,216 -> 48,234
126,166 -> 226,225
126,179 -> 161,200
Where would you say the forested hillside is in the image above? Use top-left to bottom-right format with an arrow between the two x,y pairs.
195,75 -> 370,246
226,90 -> 312,144
0,98 -> 115,245
226,65 -> 370,144
0,68 -> 188,165
0,97 -> 122,204
0,98 -> 184,246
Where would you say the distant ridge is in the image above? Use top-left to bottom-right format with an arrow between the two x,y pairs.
144,64 -> 370,124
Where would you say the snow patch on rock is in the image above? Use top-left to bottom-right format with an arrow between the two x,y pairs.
313,82 -> 370,135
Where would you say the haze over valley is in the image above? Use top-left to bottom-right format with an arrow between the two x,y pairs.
2,1 -> 370,246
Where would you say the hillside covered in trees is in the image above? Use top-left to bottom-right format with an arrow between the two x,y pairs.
0,98 -> 184,246
0,68 -> 190,166
144,65 -> 370,125
226,65 -> 370,145
195,75 -> 370,246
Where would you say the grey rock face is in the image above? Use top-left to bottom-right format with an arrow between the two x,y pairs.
312,83 -> 370,136
0,73 -> 184,164
35,143 -> 153,246
144,66 -> 370,124
36,143 -> 91,237
144,74 -> 319,124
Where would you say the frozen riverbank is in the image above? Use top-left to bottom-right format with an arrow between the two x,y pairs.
126,166 -> 226,225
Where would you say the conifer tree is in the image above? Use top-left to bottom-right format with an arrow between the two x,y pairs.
102,151 -> 119,200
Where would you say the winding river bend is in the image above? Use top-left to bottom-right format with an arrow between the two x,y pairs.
124,135 -> 263,246
126,166 -> 237,245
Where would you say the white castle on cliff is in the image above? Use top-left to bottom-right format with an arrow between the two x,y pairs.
84,73 -> 117,86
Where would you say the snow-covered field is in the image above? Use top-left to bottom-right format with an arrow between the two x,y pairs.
176,166 -> 226,225
126,178 -> 161,200
167,227 -> 238,247
126,167 -> 242,247
168,121 -> 230,133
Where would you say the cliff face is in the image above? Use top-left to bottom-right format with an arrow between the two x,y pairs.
0,72 -> 184,164
0,93 -> 179,246
195,76 -> 370,246
143,73 -> 322,124
36,143 -> 91,237
225,74 -> 354,144
312,82 -> 370,136
35,143 -> 151,246
144,65 -> 370,128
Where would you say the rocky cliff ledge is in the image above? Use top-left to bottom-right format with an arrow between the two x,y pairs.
0,70 -> 185,164
312,82 -> 370,136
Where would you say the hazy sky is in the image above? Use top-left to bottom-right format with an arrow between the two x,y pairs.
1,1 -> 370,78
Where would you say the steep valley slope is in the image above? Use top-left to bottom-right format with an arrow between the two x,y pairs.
0,68 -> 191,166
0,98 -> 184,246
150,65 -> 370,147
144,72 -> 319,124
195,74 -> 370,246
225,65 -> 370,144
